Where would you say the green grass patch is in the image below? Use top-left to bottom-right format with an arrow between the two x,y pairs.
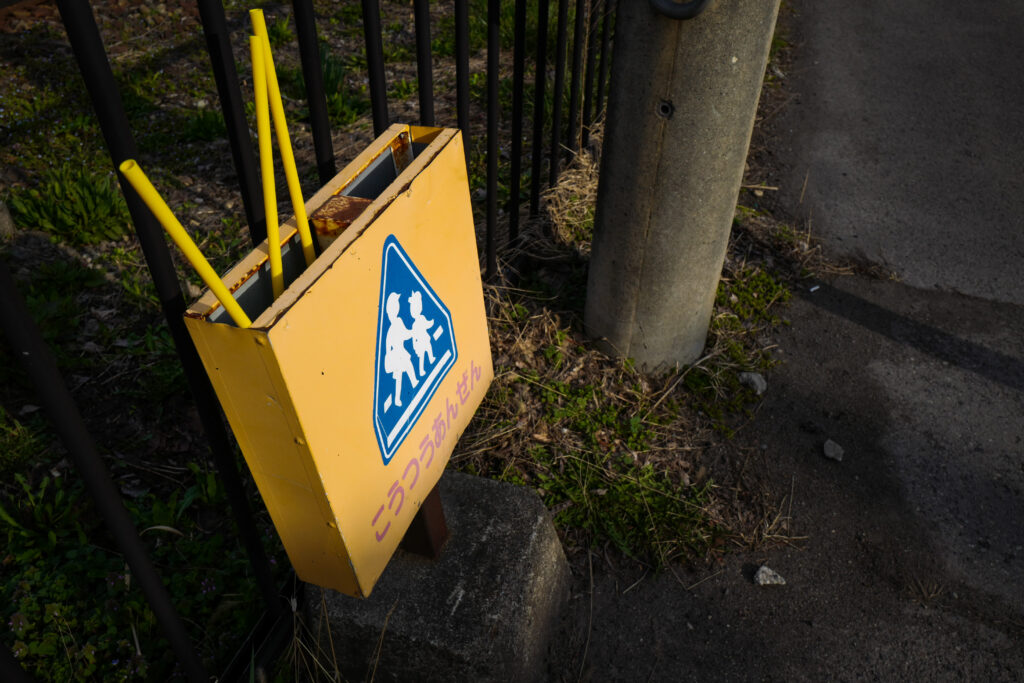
115,324 -> 186,403
325,2 -> 364,37
388,77 -> 418,100
431,0 -> 575,58
460,253 -> 794,560
716,266 -> 791,326
116,68 -> 166,117
22,259 -> 107,351
669,266 -> 792,435
179,108 -> 227,144
1,469 -> 284,681
267,14 -> 295,48
382,21 -> 414,62
535,375 -> 651,451
0,410 -> 47,476
528,446 -> 718,564
459,285 -> 725,565
521,375 -> 718,562
5,164 -> 131,245
102,244 -> 161,312
282,42 -> 370,127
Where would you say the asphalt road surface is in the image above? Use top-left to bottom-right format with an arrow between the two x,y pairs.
767,0 -> 1024,616
773,0 -> 1024,305
552,1 -> 1024,679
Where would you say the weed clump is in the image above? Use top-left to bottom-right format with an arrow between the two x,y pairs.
717,266 -> 791,325
5,164 -> 131,245
453,123 -> 799,565
532,445 -> 720,564
282,43 -> 370,127
0,409 -> 46,475
454,282 -> 728,566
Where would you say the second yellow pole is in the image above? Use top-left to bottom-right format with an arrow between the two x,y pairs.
250,9 -> 316,268
251,36 -> 284,299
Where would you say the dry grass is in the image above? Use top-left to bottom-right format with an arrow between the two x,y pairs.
448,118 -> 809,565
541,123 -> 602,253
441,9 -> 908,563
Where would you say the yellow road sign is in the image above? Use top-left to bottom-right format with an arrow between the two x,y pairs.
184,125 -> 492,597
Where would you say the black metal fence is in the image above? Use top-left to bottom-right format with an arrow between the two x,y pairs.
0,0 -> 615,679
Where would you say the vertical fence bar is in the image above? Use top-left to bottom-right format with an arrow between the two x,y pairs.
508,0 -> 527,241
549,0 -> 569,187
486,0 -> 499,279
529,0 -> 551,216
581,0 -> 600,149
0,261 -> 208,683
413,0 -> 435,125
292,0 -> 337,186
567,0 -> 586,153
196,0 -> 266,245
595,0 -> 613,118
455,0 -> 470,164
361,0 -> 389,136
54,0 -> 281,614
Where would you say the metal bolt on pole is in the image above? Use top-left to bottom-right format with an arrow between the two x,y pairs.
585,0 -> 781,368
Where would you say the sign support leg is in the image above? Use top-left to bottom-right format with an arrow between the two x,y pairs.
400,483 -> 449,559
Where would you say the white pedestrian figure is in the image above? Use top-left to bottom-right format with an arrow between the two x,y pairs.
408,290 -> 435,376
384,292 -> 418,407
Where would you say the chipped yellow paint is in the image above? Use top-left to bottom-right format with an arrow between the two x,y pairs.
184,126 -> 493,597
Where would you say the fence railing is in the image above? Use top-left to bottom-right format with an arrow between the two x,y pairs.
0,0 -> 615,679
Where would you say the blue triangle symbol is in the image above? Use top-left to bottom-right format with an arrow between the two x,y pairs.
372,235 -> 458,465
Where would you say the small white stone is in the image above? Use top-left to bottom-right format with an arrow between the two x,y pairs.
754,565 -> 786,586
739,371 -> 767,395
823,439 -> 845,462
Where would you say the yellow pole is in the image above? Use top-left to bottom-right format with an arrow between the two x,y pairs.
250,9 -> 316,268
251,36 -> 284,299
118,160 -> 252,329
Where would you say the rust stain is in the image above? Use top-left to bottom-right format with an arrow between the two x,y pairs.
260,128 -> 454,330
190,128 -> 434,326
333,142 -> 392,198
321,129 -> 410,205
193,247 -> 272,321
197,301 -> 223,320
310,194 -> 373,238
308,130 -> 410,246
229,261 -> 264,294
389,131 -> 413,175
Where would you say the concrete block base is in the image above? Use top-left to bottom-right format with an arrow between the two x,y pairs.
304,471 -> 570,682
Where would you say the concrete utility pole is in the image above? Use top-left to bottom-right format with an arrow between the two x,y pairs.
585,0 -> 781,368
